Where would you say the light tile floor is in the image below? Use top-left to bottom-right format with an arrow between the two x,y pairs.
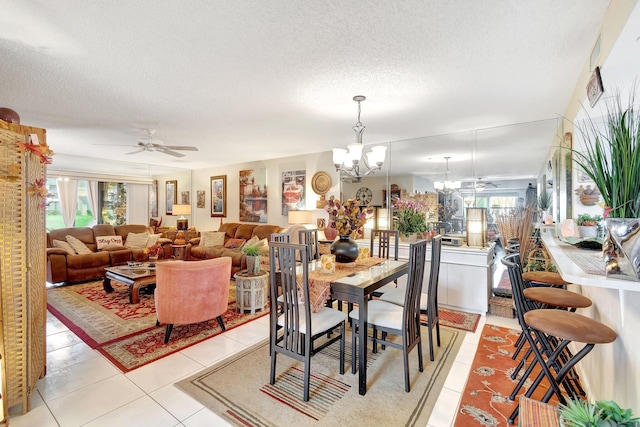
9,309 -> 518,427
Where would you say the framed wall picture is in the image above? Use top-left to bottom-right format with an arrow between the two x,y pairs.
587,66 -> 604,107
282,169 -> 306,216
166,180 -> 177,215
197,190 -> 205,208
211,175 -> 227,217
149,180 -> 158,217
239,168 -> 267,223
181,190 -> 190,204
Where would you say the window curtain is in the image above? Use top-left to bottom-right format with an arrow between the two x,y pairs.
86,180 -> 99,226
57,179 -> 78,227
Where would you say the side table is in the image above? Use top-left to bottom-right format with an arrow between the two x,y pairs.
234,271 -> 269,314
171,244 -> 187,260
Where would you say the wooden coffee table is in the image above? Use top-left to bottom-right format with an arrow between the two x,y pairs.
103,264 -> 157,304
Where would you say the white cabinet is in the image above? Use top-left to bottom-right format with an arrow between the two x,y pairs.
363,240 -> 494,314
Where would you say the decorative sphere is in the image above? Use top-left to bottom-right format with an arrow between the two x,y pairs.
0,108 -> 20,124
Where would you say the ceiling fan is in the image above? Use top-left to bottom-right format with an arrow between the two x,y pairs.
474,178 -> 499,191
125,129 -> 199,158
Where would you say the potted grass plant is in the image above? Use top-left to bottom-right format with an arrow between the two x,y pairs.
558,398 -> 639,427
573,87 -> 640,280
241,244 -> 262,275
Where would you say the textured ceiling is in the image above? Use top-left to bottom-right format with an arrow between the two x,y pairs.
0,0 -> 613,180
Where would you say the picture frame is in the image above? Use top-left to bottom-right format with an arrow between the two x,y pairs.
211,175 -> 227,217
587,66 -> 604,108
181,190 -> 190,204
166,180 -> 177,215
149,180 -> 158,217
239,168 -> 267,223
197,190 -> 205,208
281,170 -> 306,216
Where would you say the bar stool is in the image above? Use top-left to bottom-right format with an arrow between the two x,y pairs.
509,309 -> 616,424
503,255 -> 591,396
523,270 -> 571,287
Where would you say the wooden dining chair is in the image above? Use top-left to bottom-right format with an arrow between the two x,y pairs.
298,228 -> 319,261
370,229 -> 399,297
378,235 -> 443,361
349,239 -> 428,392
268,241 -> 346,401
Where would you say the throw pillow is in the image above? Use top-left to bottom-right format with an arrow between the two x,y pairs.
65,235 -> 94,255
125,232 -> 149,249
243,235 -> 260,249
146,233 -> 163,247
95,235 -> 123,250
224,238 -> 246,249
52,239 -> 76,255
200,231 -> 226,247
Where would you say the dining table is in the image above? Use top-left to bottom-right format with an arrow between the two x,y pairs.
298,257 -> 410,395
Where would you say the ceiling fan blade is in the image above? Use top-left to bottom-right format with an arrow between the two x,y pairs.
158,148 -> 185,158
125,148 -> 145,155
161,145 -> 199,151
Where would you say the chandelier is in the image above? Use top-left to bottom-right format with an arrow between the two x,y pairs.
332,95 -> 387,179
433,156 -> 461,194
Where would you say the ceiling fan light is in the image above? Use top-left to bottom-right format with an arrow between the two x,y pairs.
476,185 -> 484,192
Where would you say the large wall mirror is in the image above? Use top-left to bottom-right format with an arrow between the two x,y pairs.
340,118 -> 565,231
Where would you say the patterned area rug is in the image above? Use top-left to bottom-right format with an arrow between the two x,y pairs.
47,280 -> 268,372
453,324 -> 565,426
176,325 -> 463,426
435,307 -> 481,333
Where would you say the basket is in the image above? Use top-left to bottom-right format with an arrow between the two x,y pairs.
489,296 -> 515,318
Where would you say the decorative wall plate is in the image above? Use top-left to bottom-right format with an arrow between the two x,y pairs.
311,171 -> 331,195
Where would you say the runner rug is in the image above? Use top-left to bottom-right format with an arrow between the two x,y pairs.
453,324 -> 565,426
176,325 -> 463,427
46,280 -> 268,372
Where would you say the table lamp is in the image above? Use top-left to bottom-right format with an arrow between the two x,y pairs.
466,207 -> 487,247
173,204 -> 191,230
287,210 -> 312,227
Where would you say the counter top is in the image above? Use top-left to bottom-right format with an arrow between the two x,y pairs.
541,235 -> 640,292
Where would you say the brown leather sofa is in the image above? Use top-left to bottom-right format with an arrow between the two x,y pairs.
186,223 -> 283,277
46,224 -> 172,284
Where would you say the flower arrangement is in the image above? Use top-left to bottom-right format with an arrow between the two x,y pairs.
393,198 -> 428,235
144,243 -> 162,258
576,213 -> 603,226
325,196 -> 373,237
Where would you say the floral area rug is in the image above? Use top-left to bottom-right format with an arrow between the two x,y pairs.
47,280 -> 268,372
453,324 -> 566,426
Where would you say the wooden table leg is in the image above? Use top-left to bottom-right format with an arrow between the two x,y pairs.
129,282 -> 140,304
358,297 -> 368,395
103,276 -> 114,293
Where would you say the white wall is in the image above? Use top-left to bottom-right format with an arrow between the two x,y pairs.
126,183 -> 150,225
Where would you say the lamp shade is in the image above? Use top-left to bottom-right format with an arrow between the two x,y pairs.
173,204 -> 191,216
288,210 -> 312,225
466,207 -> 487,247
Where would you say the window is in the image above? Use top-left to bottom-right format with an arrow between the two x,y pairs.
45,179 -> 94,230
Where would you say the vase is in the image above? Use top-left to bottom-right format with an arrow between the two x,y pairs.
603,218 -> 640,281
324,226 -> 338,241
330,235 -> 359,263
245,255 -> 262,275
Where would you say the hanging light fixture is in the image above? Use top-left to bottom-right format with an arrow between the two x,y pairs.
332,95 -> 387,179
433,156 -> 461,194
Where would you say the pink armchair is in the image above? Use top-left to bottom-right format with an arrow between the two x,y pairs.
155,257 -> 232,343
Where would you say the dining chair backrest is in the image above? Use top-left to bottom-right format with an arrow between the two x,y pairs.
298,228 -> 319,261
370,229 -> 399,260
269,241 -> 312,354
403,239 -> 428,343
270,232 -> 290,243
424,235 -> 442,318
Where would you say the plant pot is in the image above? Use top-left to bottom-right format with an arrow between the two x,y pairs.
604,218 -> 640,281
578,225 -> 598,239
245,255 -> 261,275
399,232 -> 421,243
330,235 -> 359,263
